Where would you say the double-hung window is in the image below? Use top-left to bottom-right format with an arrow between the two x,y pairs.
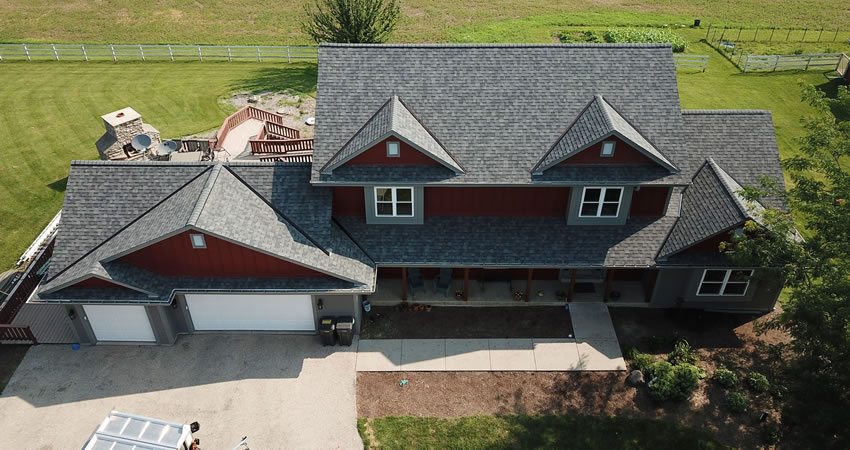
697,269 -> 753,296
375,187 -> 414,217
579,187 -> 623,218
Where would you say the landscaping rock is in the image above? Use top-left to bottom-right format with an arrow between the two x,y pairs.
247,95 -> 259,103
627,369 -> 645,387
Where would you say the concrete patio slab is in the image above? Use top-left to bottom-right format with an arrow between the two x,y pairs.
401,339 -> 446,371
356,339 -> 401,371
445,339 -> 491,371
576,339 -> 627,371
488,338 -> 536,371
569,303 -> 620,341
531,338 -> 582,371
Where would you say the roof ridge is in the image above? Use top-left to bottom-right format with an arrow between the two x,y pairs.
187,164 -> 221,226
595,95 -> 615,130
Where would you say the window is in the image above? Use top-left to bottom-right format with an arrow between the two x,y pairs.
190,233 -> 206,249
697,269 -> 752,296
579,187 -> 623,217
374,187 -> 414,217
601,141 -> 616,157
386,141 -> 400,158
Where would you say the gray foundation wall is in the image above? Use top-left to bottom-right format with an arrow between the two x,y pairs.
650,268 -> 783,312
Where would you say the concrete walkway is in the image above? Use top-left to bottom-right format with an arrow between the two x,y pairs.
356,303 -> 626,372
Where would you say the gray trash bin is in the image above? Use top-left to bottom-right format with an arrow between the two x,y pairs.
335,316 -> 355,346
319,316 -> 336,346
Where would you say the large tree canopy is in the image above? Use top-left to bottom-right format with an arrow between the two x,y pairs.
727,83 -> 850,447
302,0 -> 401,44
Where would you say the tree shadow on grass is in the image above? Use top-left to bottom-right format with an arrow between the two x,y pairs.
232,65 -> 318,95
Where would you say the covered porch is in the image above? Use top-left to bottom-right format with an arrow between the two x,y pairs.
368,267 -> 657,306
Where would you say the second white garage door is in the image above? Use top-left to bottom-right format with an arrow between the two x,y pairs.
185,294 -> 315,331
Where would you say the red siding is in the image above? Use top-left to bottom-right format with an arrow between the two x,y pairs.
344,136 -> 441,166
424,187 -> 570,216
70,277 -> 127,288
333,187 -> 366,216
682,233 -> 731,254
629,187 -> 670,217
119,230 -> 331,278
558,136 -> 657,166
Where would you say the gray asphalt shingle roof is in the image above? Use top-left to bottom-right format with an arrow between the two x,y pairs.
313,43 -> 690,185
321,95 -> 464,173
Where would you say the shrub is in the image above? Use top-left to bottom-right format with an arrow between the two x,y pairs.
627,347 -> 655,373
726,391 -> 750,413
668,338 -> 699,366
557,31 -> 573,43
712,368 -> 738,388
603,28 -> 687,52
582,31 -> 601,43
647,361 -> 700,402
761,422 -> 783,445
746,372 -> 770,392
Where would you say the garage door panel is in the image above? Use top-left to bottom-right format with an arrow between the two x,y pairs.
83,305 -> 156,342
185,294 -> 315,331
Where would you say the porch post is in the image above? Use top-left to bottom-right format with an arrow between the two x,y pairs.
603,268 -> 615,302
567,269 -> 577,302
401,267 -> 408,302
644,269 -> 659,303
525,268 -> 533,302
463,268 -> 469,301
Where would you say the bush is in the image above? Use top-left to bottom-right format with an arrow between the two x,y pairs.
582,31 -> 601,43
668,339 -> 698,366
603,28 -> 687,53
627,347 -> 655,373
647,361 -> 700,402
726,391 -> 750,413
762,422 -> 783,445
746,372 -> 770,392
712,368 -> 738,388
557,31 -> 573,43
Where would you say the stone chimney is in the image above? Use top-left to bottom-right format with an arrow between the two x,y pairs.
95,107 -> 161,160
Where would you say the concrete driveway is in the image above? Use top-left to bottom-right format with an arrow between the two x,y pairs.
0,335 -> 361,449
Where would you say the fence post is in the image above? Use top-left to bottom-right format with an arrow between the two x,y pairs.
287,46 -> 291,63
801,27 -> 807,41
743,55 -> 748,72
111,44 -> 117,62
23,44 -> 30,61
257,46 -> 261,62
705,23 -> 711,40
168,45 -> 174,61
774,55 -> 780,71
786,28 -> 792,41
769,27 -> 775,41
198,45 -> 202,61
805,55 -> 812,70
227,47 -> 232,62
737,27 -> 742,40
817,27 -> 824,42
139,44 -> 145,61
52,44 -> 59,61
82,45 -> 88,61
834,28 -> 839,42
754,27 -> 759,41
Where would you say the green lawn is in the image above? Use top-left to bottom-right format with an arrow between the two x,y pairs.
0,62 -> 316,269
0,1 -> 848,45
358,415 -> 727,449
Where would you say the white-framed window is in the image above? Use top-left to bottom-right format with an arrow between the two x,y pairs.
697,269 -> 753,296
579,187 -> 623,217
190,233 -> 206,249
386,141 -> 400,158
374,187 -> 414,217
601,141 -> 616,157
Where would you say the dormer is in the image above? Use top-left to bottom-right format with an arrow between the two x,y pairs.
319,95 -> 465,174
532,95 -> 678,174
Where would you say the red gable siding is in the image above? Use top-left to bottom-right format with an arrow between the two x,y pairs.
333,187 -> 366,216
558,136 -> 657,166
681,233 -> 731,254
424,187 -> 570,216
344,136 -> 441,166
119,230 -> 331,278
71,277 -> 128,288
629,187 -> 670,217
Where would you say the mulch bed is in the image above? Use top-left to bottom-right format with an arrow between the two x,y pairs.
359,306 -> 574,339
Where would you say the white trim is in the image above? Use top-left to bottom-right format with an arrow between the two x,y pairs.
386,140 -> 400,158
374,186 -> 414,217
189,233 -> 206,249
601,141 -> 616,157
578,186 -> 623,218
696,269 -> 752,297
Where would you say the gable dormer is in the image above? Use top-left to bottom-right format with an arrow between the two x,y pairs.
320,95 -> 465,174
532,95 -> 678,174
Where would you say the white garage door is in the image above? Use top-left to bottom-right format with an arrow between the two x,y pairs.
185,294 -> 316,331
83,305 -> 156,342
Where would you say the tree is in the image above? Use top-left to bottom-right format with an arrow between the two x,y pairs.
726,83 -> 850,447
302,0 -> 401,44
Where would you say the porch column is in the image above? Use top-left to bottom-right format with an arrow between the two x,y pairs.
603,268 -> 616,302
644,269 -> 659,303
463,268 -> 469,301
401,267 -> 408,302
567,269 -> 577,302
525,268 -> 533,302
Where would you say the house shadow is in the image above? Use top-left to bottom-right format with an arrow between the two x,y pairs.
1,333 -> 354,408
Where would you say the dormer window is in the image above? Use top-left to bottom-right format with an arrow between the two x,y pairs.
387,141 -> 400,158
579,187 -> 623,217
601,141 -> 616,157
375,187 -> 414,217
190,233 -> 206,249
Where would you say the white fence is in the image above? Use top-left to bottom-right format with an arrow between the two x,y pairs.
673,54 -> 709,71
0,44 -> 317,62
742,53 -> 843,72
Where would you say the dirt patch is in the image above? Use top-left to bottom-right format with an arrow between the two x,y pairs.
360,305 -> 573,339
358,307 -> 786,448
224,90 -> 316,139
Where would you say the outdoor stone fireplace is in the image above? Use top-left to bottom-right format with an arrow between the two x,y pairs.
95,107 -> 161,160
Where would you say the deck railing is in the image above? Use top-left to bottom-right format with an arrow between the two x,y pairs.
265,122 -> 300,140
0,324 -> 37,344
0,237 -> 54,324
257,151 -> 315,163
214,106 -> 299,150
250,139 -> 314,154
